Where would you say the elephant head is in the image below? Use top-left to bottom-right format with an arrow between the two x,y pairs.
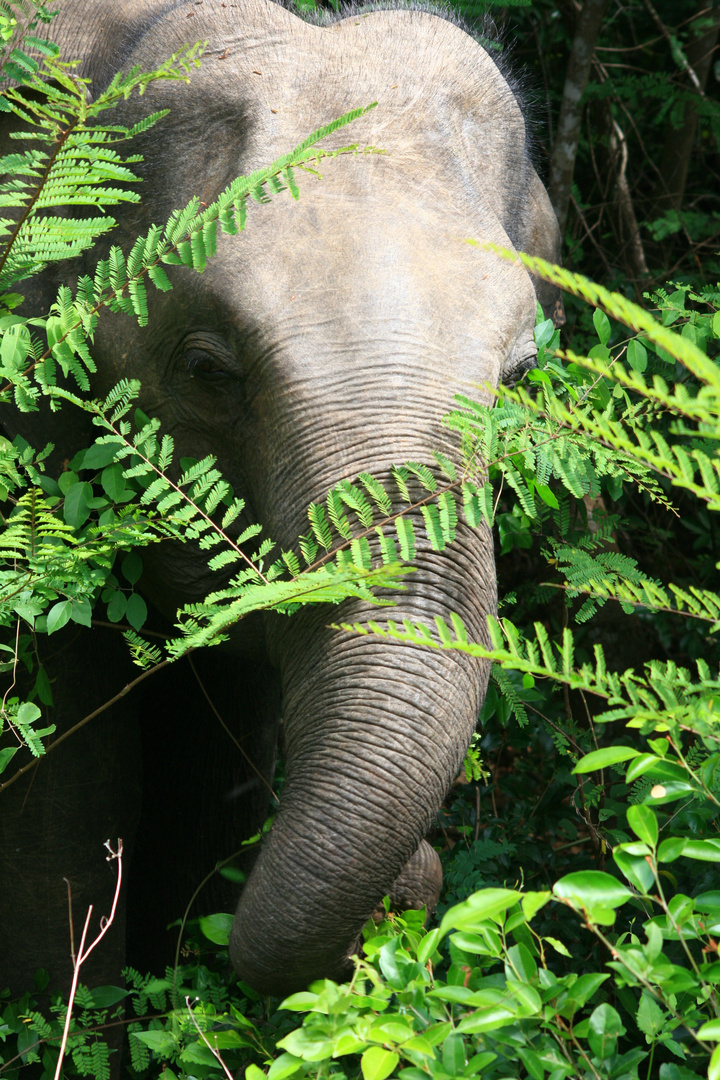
3,0 -> 561,995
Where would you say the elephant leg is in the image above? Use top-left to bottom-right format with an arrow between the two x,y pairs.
126,648 -> 281,973
372,840 -> 442,922
0,628 -> 141,997
388,839 -> 442,914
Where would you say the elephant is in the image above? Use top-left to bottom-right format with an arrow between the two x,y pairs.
0,0 -> 562,998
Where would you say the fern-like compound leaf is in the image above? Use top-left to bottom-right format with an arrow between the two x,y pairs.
420,502 -> 445,551
358,472 -> 392,514
308,502 -> 333,550
395,516 -> 415,561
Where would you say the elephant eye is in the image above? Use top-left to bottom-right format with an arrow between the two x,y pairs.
186,348 -> 229,381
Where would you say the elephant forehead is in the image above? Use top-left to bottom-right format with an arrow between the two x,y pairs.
203,182 -> 536,389
126,1 -> 529,224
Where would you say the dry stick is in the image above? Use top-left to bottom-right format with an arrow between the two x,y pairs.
596,6 -> 715,51
53,840 -> 123,1080
185,998 -> 234,1080
608,118 -> 650,282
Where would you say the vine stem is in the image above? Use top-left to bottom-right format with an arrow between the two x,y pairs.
0,656 -> 175,794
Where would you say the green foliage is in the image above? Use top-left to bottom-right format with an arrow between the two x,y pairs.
0,43 -> 205,293
7,828 -> 720,1080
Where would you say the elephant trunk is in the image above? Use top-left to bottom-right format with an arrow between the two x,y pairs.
229,524 -> 495,995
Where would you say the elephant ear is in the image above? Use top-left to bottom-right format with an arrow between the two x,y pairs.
515,169 -> 565,328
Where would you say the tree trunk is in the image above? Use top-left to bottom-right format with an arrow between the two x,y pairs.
655,2 -> 720,213
548,0 -> 611,235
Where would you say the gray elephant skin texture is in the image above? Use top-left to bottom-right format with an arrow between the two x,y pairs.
0,0 -> 561,997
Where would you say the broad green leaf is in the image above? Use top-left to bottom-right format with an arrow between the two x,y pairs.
63,480 -> 92,528
87,986 -> 131,1008
101,462 -> 126,500
371,1018 -> 414,1042
46,600 -> 72,634
625,755 -> 688,784
81,440 -> 124,469
16,702 -> 41,725
593,307 -> 611,346
544,936 -> 572,957
247,1066 -> 267,1080
627,338 -> 648,372
517,1048 -> 546,1080
400,1036 -> 434,1055
0,745 -> 19,774
361,1046 -> 399,1080
534,318 -> 554,347
681,839 -> 720,861
439,888 -> 521,935
458,1053 -> 497,1076
646,780 -> 696,804
613,847 -> 654,893
626,803 -> 659,847
506,942 -> 537,983
506,978 -> 541,1014
427,985 -> 474,1004
534,482 -> 559,508
126,592 -> 147,631
565,972 -> 610,1011
106,590 -> 127,623
332,1032 -> 368,1057
456,1007 -> 516,1034
710,1045 -> 720,1080
521,891 -> 551,921
121,551 -> 143,585
280,992 -> 320,1012
573,746 -> 639,772
134,1031 -> 177,1054
441,1033 -> 465,1075
416,927 -> 442,964
553,871 -> 632,910
588,1003 -> 624,1060
637,991 -> 665,1038
699,1019 -> 720,1040
199,912 -> 232,945
71,599 -> 92,628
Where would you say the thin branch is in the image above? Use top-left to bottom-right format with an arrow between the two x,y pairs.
188,655 -> 278,804
0,657 -> 174,793
53,840 -> 123,1080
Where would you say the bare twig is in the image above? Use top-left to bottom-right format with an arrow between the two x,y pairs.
641,0 -> 706,94
53,840 -> 124,1080
185,998 -> 234,1080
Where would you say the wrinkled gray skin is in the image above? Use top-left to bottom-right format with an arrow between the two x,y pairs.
0,0 -> 561,997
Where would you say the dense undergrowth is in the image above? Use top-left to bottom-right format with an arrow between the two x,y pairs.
1,4 -> 719,1080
